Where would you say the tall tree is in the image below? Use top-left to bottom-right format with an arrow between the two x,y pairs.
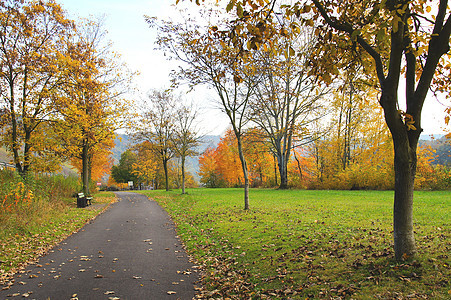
308,0 -> 451,260
209,0 -> 451,259
250,19 -> 325,189
172,102 -> 202,194
149,11 -> 259,209
132,90 -> 177,191
55,17 -> 130,195
0,0 -> 73,175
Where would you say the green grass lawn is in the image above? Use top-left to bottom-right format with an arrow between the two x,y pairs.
139,188 -> 450,299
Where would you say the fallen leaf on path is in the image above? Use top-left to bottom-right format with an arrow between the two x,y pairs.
167,291 -> 177,295
133,276 -> 142,279
95,274 -> 104,278
108,297 -> 120,300
104,291 -> 115,295
79,269 -> 86,272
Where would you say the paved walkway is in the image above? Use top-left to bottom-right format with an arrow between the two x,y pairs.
0,192 -> 199,299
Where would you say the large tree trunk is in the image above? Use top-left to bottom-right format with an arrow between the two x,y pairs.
278,155 -> 288,189
82,138 -> 90,195
163,158 -> 169,191
381,87 -> 418,260
393,138 -> 417,260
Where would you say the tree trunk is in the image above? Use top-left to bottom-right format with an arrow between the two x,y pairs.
163,158 -> 169,191
381,87 -> 418,260
390,128 -> 418,260
237,137 -> 249,210
181,156 -> 186,194
82,138 -> 90,195
273,155 -> 278,186
294,151 -> 303,182
278,156 -> 288,189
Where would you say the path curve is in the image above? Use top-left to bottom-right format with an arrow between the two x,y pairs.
0,192 -> 199,300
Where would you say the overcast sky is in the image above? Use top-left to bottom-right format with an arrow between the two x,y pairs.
57,0 -> 449,136
58,0 -> 230,136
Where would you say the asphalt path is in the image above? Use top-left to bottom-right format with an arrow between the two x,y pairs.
0,192 -> 200,300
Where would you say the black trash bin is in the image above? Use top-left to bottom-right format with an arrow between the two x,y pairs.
77,193 -> 87,208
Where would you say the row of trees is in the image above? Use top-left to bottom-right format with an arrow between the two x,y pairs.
0,0 -> 131,195
159,0 -> 451,260
199,127 -> 450,190
111,90 -> 201,194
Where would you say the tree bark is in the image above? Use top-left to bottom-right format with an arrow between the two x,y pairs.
163,158 -> 169,191
381,87 -> 418,260
181,156 -> 186,194
392,137 -> 417,260
237,137 -> 249,210
82,138 -> 90,195
278,155 -> 289,189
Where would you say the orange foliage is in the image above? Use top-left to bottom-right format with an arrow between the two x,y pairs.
70,138 -> 114,183
198,129 -> 277,187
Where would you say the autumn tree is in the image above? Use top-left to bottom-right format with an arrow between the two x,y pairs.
198,147 -> 225,187
172,102 -> 202,194
149,10 -> 260,209
198,0 -> 451,260
249,19 -> 326,189
242,128 -> 275,187
307,0 -> 451,260
198,130 -> 244,188
131,90 -> 177,191
0,0 -> 74,176
54,17 -> 130,195
130,141 -> 159,188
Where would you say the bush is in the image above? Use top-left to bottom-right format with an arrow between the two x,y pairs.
0,170 -> 80,234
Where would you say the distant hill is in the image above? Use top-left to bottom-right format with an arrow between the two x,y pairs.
112,134 -> 132,164
419,135 -> 451,166
110,134 -> 222,181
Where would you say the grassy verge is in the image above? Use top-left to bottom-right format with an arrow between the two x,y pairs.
139,188 -> 450,299
0,177 -> 116,285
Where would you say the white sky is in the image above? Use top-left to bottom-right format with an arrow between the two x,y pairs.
57,0 -> 449,137
58,0 -> 230,136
